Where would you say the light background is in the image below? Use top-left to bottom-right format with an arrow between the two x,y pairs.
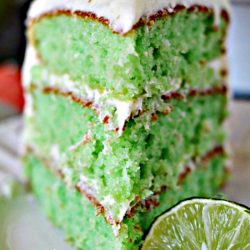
229,2 -> 250,94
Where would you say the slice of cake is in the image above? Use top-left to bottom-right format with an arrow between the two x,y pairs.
22,0 -> 230,249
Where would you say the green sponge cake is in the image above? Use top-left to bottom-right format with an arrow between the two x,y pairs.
22,0 -> 230,249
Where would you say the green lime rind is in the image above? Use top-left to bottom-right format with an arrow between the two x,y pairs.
142,198 -> 250,250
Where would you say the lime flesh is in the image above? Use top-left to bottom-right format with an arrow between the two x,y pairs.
142,198 -> 250,250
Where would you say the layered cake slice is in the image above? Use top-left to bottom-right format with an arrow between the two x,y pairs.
22,0 -> 230,249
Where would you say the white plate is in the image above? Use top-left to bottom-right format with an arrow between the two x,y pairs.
0,196 -> 73,250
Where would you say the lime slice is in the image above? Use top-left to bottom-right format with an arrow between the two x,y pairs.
142,198 -> 250,250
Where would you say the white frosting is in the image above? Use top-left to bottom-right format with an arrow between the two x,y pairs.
208,55 -> 228,75
28,0 -> 230,34
108,98 -> 143,134
46,73 -> 143,134
117,201 -> 133,222
22,45 -> 39,87
23,93 -> 34,117
101,195 -> 134,224
102,195 -> 116,206
50,144 -> 61,163
22,46 -> 39,118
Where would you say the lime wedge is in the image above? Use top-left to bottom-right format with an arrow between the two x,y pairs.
142,198 -> 250,250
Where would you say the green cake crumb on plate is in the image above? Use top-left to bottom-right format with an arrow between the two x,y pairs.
22,0 -> 231,249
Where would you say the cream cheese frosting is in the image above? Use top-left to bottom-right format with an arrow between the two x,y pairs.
22,45 -> 39,88
28,0 -> 230,34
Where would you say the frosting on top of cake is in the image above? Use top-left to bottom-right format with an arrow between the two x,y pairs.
28,0 -> 230,34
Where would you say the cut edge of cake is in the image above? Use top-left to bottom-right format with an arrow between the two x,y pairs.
22,0 -> 231,248
23,82 -> 229,226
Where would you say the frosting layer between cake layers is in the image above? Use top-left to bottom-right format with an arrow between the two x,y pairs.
24,84 -> 228,223
28,0 -> 230,34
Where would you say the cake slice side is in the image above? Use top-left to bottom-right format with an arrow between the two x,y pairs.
24,150 -> 228,249
22,1 -> 231,249
26,7 -> 229,100
23,83 -> 228,223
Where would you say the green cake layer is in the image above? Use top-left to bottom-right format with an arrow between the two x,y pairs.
24,86 -> 227,222
23,5 -> 230,250
29,9 -> 228,100
24,153 -> 227,250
